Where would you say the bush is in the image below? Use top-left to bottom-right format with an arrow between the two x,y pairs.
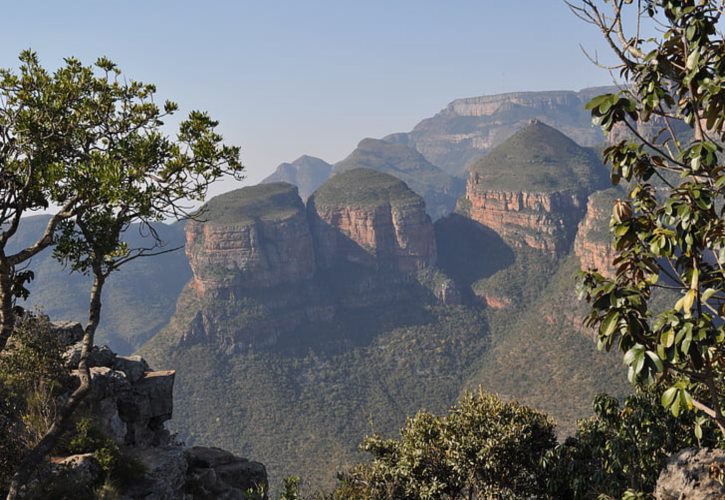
543,386 -> 725,499
333,388 -> 556,499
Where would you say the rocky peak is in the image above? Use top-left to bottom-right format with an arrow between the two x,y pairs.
186,182 -> 316,295
309,168 -> 437,273
261,155 -> 332,201
334,138 -> 463,219
465,121 -> 608,254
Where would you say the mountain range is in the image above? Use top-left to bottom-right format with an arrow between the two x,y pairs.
18,87 -> 632,491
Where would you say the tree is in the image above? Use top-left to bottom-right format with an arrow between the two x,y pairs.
572,0 -> 725,434
543,387 -> 724,499
0,52 -> 243,498
334,389 -> 556,499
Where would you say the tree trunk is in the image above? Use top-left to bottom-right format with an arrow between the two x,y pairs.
0,255 -> 16,354
6,270 -> 105,500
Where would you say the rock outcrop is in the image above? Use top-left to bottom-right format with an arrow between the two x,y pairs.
186,183 -> 316,295
44,321 -> 268,499
655,448 -> 725,499
574,188 -> 621,277
175,173 -> 443,353
260,155 -> 332,201
465,121 -> 608,254
309,168 -> 437,274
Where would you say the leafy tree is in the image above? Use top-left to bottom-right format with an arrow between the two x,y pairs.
333,389 -> 556,499
0,52 -> 243,498
543,387 -> 724,499
572,0 -> 725,433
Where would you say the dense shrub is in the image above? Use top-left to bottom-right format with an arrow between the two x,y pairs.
333,389 -> 556,499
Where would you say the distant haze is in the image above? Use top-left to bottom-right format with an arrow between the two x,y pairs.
1,1 -> 617,196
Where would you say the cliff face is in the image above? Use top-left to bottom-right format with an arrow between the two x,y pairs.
186,183 -> 316,295
465,121 -> 608,254
177,171 -> 440,353
309,169 -> 436,274
574,189 -> 620,277
466,186 -> 587,254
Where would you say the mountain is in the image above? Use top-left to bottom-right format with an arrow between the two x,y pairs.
385,87 -> 613,176
140,126 -> 628,491
464,120 -> 609,255
9,216 -> 189,354
260,155 -> 332,201
333,138 -> 464,219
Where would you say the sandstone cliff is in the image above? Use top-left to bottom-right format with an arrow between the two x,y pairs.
186,183 -> 316,295
465,121 -> 608,254
309,168 -> 437,274
574,188 -> 621,277
175,172 -> 443,353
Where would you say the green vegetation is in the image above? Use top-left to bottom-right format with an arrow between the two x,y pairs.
469,120 -> 607,192
312,168 -> 423,209
333,139 -> 464,218
581,187 -> 627,244
576,0 -> 725,434
199,182 -> 304,225
333,389 -> 556,499
544,386 -> 724,499
0,51 -> 242,497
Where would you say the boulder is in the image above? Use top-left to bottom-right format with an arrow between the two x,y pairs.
185,447 -> 268,499
113,355 -> 150,383
50,321 -> 84,346
655,447 -> 725,499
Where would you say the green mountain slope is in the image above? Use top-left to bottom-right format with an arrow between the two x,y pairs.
333,138 -> 464,219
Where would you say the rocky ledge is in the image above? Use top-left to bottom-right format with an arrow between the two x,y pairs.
44,321 -> 267,499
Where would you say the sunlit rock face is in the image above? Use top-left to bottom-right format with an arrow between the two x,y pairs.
465,120 -> 608,255
308,168 -> 437,273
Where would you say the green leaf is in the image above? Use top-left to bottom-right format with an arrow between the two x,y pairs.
600,311 -> 620,338
662,386 -> 678,407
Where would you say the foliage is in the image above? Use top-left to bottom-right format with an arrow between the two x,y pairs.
311,168 -> 422,208
574,0 -> 725,432
544,386 -> 724,499
0,50 -> 242,497
331,389 -> 556,499
468,120 -> 608,192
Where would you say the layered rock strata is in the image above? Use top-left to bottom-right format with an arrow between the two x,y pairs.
574,189 -> 620,278
309,168 -> 437,273
465,121 -> 608,254
186,183 -> 316,295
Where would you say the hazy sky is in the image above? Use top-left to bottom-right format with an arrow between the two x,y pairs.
1,1 -> 616,196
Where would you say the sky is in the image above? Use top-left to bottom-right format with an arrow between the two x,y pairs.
0,1 -> 617,197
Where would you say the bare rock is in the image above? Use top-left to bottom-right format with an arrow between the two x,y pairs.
50,321 -> 84,346
655,447 -> 725,499
49,453 -> 103,491
123,445 -> 188,500
113,355 -> 150,383
185,447 -> 268,499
